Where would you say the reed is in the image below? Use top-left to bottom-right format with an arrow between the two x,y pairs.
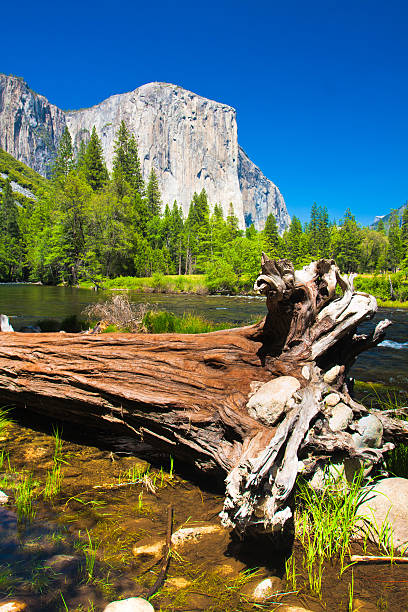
43,427 -> 65,499
0,407 -> 12,438
142,310 -> 228,334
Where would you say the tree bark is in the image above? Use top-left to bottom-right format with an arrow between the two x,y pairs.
0,256 -> 405,535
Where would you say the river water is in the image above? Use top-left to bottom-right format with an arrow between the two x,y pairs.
0,284 -> 407,390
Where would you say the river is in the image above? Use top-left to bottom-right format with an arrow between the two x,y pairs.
0,284 -> 407,390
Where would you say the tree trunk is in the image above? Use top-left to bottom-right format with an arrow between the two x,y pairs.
0,256 -> 405,535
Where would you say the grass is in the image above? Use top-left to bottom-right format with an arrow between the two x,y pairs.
142,310 -> 229,334
15,473 -> 37,523
79,273 -> 208,294
0,407 -> 13,438
295,467 -> 375,598
377,299 -> 408,308
43,428 -> 65,500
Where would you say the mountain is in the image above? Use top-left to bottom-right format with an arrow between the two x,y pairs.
370,201 -> 407,229
0,74 -> 290,231
0,147 -> 46,206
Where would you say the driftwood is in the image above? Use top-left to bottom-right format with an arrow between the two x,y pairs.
0,256 -> 406,535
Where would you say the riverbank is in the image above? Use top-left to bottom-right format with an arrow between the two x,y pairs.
77,272 -> 408,307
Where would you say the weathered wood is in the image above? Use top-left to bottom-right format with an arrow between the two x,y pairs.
0,256 -> 404,535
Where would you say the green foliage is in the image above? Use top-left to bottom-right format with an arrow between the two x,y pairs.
83,127 -> 108,191
3,121 -> 408,288
142,310 -> 227,334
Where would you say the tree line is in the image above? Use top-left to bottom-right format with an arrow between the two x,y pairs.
0,121 -> 407,290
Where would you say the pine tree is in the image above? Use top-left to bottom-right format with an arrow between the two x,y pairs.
400,205 -> 408,256
387,210 -> 402,271
335,209 -> 362,273
83,127 -> 108,191
112,121 -> 144,195
226,203 -> 240,242
263,213 -> 281,257
377,219 -> 386,235
284,215 -> 303,267
52,127 -> 74,181
146,169 -> 161,217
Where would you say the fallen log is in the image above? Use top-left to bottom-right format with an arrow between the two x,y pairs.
0,256 -> 405,535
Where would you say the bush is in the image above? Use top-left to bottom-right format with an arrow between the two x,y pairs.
205,260 -> 237,294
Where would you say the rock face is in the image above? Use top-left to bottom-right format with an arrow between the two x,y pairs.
0,74 -> 66,176
0,74 -> 290,230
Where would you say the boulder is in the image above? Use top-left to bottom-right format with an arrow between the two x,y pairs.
103,598 -> 154,612
328,403 -> 353,432
353,414 -> 383,449
356,477 -> 408,553
247,377 -> 301,425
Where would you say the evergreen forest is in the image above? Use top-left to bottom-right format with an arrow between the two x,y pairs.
1,122 -> 408,298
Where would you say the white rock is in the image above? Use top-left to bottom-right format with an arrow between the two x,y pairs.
252,577 -> 283,602
103,598 -> 154,612
324,392 -> 340,407
328,403 -> 353,432
0,315 -> 13,332
356,477 -> 408,553
247,376 -> 301,426
0,490 -> 9,505
323,365 -> 341,384
0,603 -> 27,612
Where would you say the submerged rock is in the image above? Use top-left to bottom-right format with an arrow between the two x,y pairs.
46,554 -> 80,576
0,603 -> 27,611
246,576 -> 283,602
356,477 -> 408,553
247,376 -> 300,425
103,599 -> 154,612
132,523 -> 224,560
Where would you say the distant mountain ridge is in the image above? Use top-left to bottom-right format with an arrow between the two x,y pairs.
371,201 -> 408,229
0,148 -> 46,205
0,73 -> 290,231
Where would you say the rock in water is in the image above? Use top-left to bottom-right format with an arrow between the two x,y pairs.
0,315 -> 14,332
357,477 -> 408,553
103,598 -> 154,612
0,74 -> 290,231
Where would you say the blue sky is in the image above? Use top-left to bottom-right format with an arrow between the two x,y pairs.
2,0 -> 407,225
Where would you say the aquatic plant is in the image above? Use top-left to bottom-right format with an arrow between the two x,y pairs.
348,570 -> 354,612
15,473 -> 37,522
0,407 -> 13,438
285,554 -> 297,591
43,427 -> 65,500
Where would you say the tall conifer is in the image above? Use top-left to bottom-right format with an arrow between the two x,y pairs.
83,127 -> 108,191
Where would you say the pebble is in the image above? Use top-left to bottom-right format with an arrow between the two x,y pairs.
103,597 -> 154,612
324,392 -> 340,407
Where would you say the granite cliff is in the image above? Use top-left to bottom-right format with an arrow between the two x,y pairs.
0,74 -> 290,230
